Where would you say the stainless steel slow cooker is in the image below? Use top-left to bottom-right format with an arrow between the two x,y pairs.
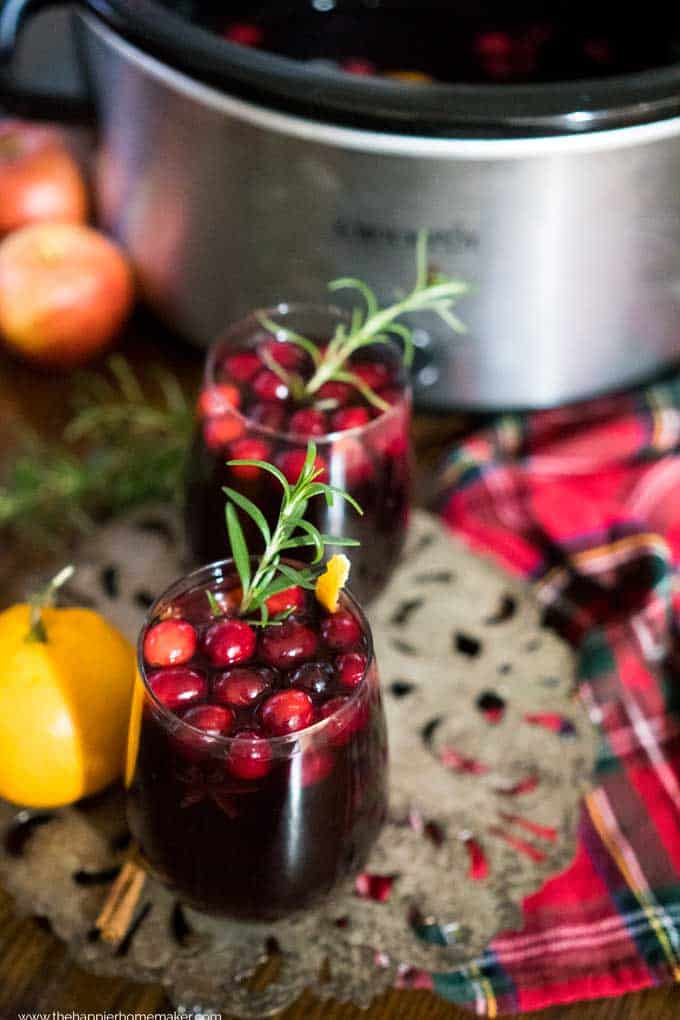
2,1 -> 680,409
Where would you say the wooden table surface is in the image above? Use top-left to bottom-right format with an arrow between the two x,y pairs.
0,313 -> 677,1020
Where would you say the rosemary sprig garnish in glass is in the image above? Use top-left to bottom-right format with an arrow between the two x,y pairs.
257,230 -> 468,410
221,441 -> 362,625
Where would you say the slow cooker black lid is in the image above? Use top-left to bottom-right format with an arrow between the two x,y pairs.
85,0 -> 680,136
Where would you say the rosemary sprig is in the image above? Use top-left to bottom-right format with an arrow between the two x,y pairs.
0,356 -> 194,549
257,230 -> 468,410
223,442 -> 362,624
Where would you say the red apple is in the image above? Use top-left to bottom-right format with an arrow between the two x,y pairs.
0,120 -> 88,237
0,223 -> 134,368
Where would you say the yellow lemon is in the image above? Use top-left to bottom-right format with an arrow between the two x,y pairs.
0,587 -> 135,808
315,554 -> 351,614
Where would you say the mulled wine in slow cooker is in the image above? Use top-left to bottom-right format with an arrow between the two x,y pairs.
9,0 -> 680,408
165,2 -> 680,84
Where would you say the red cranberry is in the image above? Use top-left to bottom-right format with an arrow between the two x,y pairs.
318,696 -> 353,746
213,667 -> 274,708
300,747 -> 335,787
261,689 -> 315,736
288,661 -> 334,699
197,383 -> 240,418
355,872 -> 395,902
226,730 -> 272,780
222,350 -> 260,382
331,436 -> 374,486
228,437 -> 272,481
253,370 -> 289,402
144,619 -> 197,667
369,404 -> 409,459
260,338 -> 304,370
248,401 -> 286,430
331,406 -> 371,432
148,667 -> 207,711
342,57 -> 376,76
276,448 -> 328,484
203,618 -> 256,666
260,619 -> 318,669
225,21 -> 264,47
203,412 -> 245,450
350,361 -> 392,390
174,704 -> 235,758
377,387 -> 402,406
321,610 -> 362,651
316,380 -> 353,406
288,408 -> 327,437
182,704 -> 235,735
336,652 -> 366,689
265,585 -> 305,615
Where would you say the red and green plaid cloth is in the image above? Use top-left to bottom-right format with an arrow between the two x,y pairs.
412,377 -> 680,1014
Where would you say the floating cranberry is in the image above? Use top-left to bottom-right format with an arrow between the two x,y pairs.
332,437 -> 374,486
197,383 -> 240,418
321,610 -> 362,651
318,695 -> 353,746
174,703 -> 235,758
288,408 -> 327,437
226,729 -> 272,780
316,380 -> 353,406
342,57 -> 376,76
300,747 -> 335,787
265,585 -> 305,615
260,338 -> 303,370
225,22 -> 264,47
331,406 -> 371,432
247,401 -> 286,430
351,361 -> 392,390
261,689 -> 315,736
253,369 -> 289,402
182,704 -> 235,735
148,667 -> 207,711
288,661 -> 334,699
144,619 -> 197,667
213,667 -> 274,708
276,448 -> 328,484
377,388 -> 402,406
203,412 -> 245,451
336,652 -> 366,689
203,618 -> 256,666
260,619 -> 318,669
228,437 -> 272,481
222,350 -> 260,382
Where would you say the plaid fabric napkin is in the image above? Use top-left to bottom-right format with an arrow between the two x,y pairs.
413,377 -> 680,1014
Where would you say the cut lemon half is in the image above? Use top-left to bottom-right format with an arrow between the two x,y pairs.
315,554 -> 351,614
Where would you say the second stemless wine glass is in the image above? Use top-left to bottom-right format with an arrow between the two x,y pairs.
184,305 -> 412,604
126,559 -> 388,920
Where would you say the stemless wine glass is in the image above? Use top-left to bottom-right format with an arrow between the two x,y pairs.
126,559 -> 388,920
184,305 -> 412,604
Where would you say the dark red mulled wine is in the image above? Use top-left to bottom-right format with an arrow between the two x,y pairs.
127,560 -> 388,920
169,3 -> 680,84
184,305 -> 411,603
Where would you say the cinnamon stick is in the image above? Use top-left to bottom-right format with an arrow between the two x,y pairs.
95,856 -> 147,944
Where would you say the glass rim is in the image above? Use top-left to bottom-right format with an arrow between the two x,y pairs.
136,556 -> 376,750
204,301 -> 412,445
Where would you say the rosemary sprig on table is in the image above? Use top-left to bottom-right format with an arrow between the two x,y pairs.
0,356 -> 194,549
257,230 -> 469,410
223,442 -> 362,624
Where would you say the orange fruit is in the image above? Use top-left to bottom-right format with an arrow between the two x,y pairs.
0,588 -> 135,808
